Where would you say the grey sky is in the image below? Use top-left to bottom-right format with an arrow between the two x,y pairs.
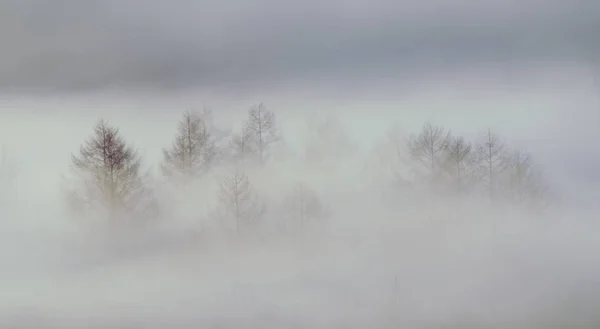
1,0 -> 599,93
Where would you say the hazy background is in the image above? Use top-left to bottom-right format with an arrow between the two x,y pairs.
1,0 -> 600,327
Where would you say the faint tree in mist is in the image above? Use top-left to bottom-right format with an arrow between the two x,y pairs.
473,129 -> 509,201
282,183 -> 327,232
244,103 -> 280,163
216,168 -> 265,234
378,121 -> 553,209
304,114 -> 356,164
442,135 -> 476,195
230,125 -> 257,162
162,109 -> 217,183
407,122 -> 451,185
66,119 -> 157,221
503,149 -> 549,206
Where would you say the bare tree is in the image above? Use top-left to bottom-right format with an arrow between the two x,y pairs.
407,122 -> 451,184
68,119 -> 156,221
162,109 -> 217,182
442,135 -> 475,195
281,183 -> 327,232
216,168 -> 265,234
245,103 -> 279,163
473,129 -> 509,201
503,149 -> 549,206
229,125 -> 256,161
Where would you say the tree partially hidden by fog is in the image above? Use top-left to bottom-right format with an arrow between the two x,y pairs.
407,122 -> 451,187
66,119 -> 157,221
230,125 -> 256,162
379,122 -> 553,208
441,135 -> 475,195
162,109 -> 217,184
57,102 -> 553,233
502,149 -> 549,206
244,103 -> 280,163
281,183 -> 328,233
473,129 -> 510,201
304,115 -> 356,164
215,168 -> 265,235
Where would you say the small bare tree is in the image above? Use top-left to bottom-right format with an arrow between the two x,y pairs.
229,125 -> 256,161
442,135 -> 475,195
216,168 -> 265,234
245,103 -> 280,163
473,129 -> 509,201
407,122 -> 451,184
282,183 -> 327,232
68,119 -> 156,221
162,109 -> 217,182
503,149 -> 549,206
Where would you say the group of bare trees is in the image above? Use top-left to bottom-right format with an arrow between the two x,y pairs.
63,103 -> 322,235
402,122 -> 549,207
230,103 -> 280,163
211,170 -> 327,236
61,104 -> 551,232
159,103 -> 281,185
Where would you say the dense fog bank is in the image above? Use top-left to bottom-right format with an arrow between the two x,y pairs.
0,74 -> 598,327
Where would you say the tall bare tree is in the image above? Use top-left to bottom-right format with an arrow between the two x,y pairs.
407,122 -> 451,184
68,119 -> 155,220
245,103 -> 279,163
229,125 -> 256,161
473,129 -> 509,201
282,183 -> 326,232
216,168 -> 265,234
162,109 -> 217,181
442,135 -> 474,195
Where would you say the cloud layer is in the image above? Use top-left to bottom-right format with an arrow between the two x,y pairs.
1,0 -> 599,93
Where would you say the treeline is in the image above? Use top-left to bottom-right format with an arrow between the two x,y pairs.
395,122 -> 549,206
59,103 -> 551,234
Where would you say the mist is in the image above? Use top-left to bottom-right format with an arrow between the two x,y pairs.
2,0 -> 600,326
0,66 -> 599,328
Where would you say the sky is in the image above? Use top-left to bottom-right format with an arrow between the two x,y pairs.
0,0 -> 599,93
1,0 -> 600,327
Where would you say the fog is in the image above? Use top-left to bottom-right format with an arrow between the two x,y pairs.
1,0 -> 600,325
0,63 -> 599,328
